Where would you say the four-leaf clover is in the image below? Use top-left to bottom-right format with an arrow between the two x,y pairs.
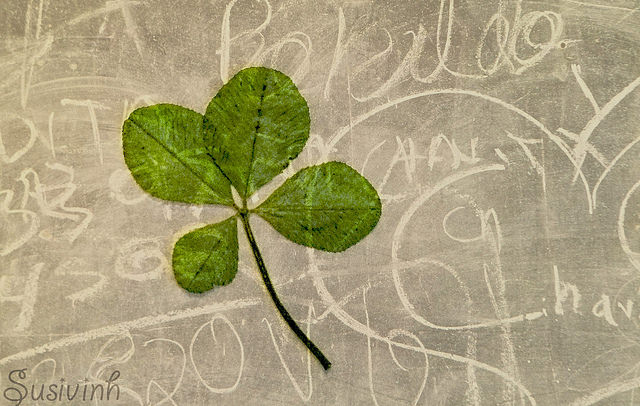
122,67 -> 382,369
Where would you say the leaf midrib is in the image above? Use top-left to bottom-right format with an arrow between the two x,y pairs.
129,119 -> 229,204
256,207 -> 379,212
189,237 -> 222,289
244,83 -> 267,198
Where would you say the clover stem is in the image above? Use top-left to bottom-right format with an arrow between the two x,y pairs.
239,211 -> 332,370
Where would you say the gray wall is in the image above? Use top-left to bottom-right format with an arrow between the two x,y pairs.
1,0 -> 640,404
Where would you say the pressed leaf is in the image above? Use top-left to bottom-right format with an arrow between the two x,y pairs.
121,67 -> 383,369
204,67 -> 310,199
255,161 -> 381,252
123,104 -> 233,205
172,217 -> 238,293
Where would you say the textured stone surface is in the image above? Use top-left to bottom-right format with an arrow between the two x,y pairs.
1,1 -> 640,404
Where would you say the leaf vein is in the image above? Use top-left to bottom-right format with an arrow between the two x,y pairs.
128,119 -> 228,203
257,207 -> 379,212
244,83 -> 267,197
188,237 -> 222,289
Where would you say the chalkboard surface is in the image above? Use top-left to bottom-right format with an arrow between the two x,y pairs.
2,1 -> 640,404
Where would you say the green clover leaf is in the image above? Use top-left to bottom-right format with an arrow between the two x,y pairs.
122,67 -> 382,370
255,162 -> 382,252
172,217 -> 238,293
204,67 -> 310,198
123,104 -> 233,205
